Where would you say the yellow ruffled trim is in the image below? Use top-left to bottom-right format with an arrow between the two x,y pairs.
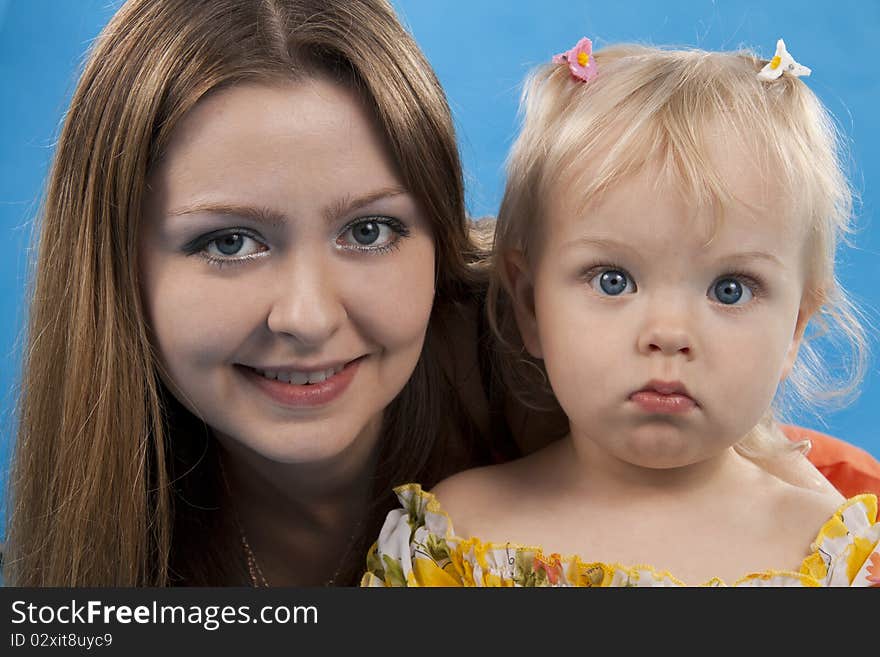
810,493 -> 877,546
392,484 -> 878,587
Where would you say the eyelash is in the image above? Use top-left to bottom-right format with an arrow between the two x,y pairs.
709,269 -> 766,308
580,262 -> 634,290
184,216 -> 411,269
579,264 -> 766,303
184,228 -> 267,269
336,216 -> 410,254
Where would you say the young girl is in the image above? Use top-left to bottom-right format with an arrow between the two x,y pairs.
363,38 -> 880,586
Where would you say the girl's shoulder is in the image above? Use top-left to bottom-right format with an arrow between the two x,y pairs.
428,461 -> 524,540
361,483 -> 880,587
782,425 -> 880,498
428,440 -> 567,538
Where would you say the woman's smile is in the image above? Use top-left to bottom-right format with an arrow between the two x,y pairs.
238,357 -> 364,408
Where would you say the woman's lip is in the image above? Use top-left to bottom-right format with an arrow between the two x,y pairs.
239,358 -> 362,408
629,391 -> 697,415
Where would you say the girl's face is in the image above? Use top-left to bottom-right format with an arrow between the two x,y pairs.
512,140 -> 811,470
139,79 -> 436,466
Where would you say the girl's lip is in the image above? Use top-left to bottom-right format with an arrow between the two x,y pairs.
628,390 -> 697,415
238,357 -> 362,408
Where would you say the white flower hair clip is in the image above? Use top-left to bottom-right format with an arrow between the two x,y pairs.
757,38 -> 811,81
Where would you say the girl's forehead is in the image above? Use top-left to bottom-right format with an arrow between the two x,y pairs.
549,122 -> 799,230
544,151 -> 806,252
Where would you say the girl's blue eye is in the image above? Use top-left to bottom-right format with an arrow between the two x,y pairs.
204,232 -> 266,258
590,269 -> 635,296
336,217 -> 407,251
709,277 -> 754,305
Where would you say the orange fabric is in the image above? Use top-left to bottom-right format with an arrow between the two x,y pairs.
781,425 -> 880,498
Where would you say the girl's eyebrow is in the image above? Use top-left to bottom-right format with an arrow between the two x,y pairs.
563,238 -> 784,268
166,186 -> 410,226
715,251 -> 784,268
561,236 -> 641,257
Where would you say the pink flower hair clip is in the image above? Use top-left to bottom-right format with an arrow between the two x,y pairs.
552,36 -> 598,82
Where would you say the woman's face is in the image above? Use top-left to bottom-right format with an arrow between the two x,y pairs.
139,79 -> 436,465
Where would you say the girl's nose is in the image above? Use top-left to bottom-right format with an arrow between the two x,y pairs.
636,301 -> 695,359
638,326 -> 693,357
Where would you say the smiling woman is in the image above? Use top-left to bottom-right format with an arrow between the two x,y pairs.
139,80 -> 436,469
3,0 -> 495,587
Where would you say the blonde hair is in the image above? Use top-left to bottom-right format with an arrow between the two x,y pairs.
489,43 -> 868,460
7,0 -> 489,586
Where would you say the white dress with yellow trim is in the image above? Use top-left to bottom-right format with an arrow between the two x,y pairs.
361,484 -> 880,587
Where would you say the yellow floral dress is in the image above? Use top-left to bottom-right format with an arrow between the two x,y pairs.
361,484 -> 880,587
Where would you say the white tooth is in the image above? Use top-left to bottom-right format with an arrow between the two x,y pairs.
334,365 -> 344,375
307,370 -> 327,384
290,371 -> 309,385
261,370 -> 279,381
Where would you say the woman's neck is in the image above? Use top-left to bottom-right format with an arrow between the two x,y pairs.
217,421 -> 381,586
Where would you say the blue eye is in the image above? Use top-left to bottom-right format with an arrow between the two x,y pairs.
202,232 -> 267,259
214,233 -> 244,255
351,221 -> 382,245
590,269 -> 636,296
709,277 -> 754,305
336,217 -> 409,252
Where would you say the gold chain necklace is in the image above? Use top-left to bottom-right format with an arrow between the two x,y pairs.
220,457 -> 345,587
238,526 -> 344,587
219,457 -> 269,587
238,523 -> 270,587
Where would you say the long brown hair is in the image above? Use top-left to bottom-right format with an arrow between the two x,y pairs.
6,0 -> 490,586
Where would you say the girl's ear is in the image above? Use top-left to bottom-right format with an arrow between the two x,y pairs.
780,303 -> 813,382
506,250 -> 542,358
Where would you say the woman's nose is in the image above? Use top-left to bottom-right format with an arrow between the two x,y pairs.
266,255 -> 344,347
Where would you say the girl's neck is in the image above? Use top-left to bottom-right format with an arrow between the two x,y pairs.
557,429 -> 760,502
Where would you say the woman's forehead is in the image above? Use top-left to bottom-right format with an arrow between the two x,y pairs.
147,79 -> 406,212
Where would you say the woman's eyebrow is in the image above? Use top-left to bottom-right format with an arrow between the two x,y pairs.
165,186 -> 410,226
323,186 -> 409,223
167,203 -> 286,226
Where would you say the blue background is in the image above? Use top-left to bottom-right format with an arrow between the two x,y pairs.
2,1 -> 878,531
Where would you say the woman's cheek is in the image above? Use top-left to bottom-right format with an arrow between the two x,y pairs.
340,237 -> 436,346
